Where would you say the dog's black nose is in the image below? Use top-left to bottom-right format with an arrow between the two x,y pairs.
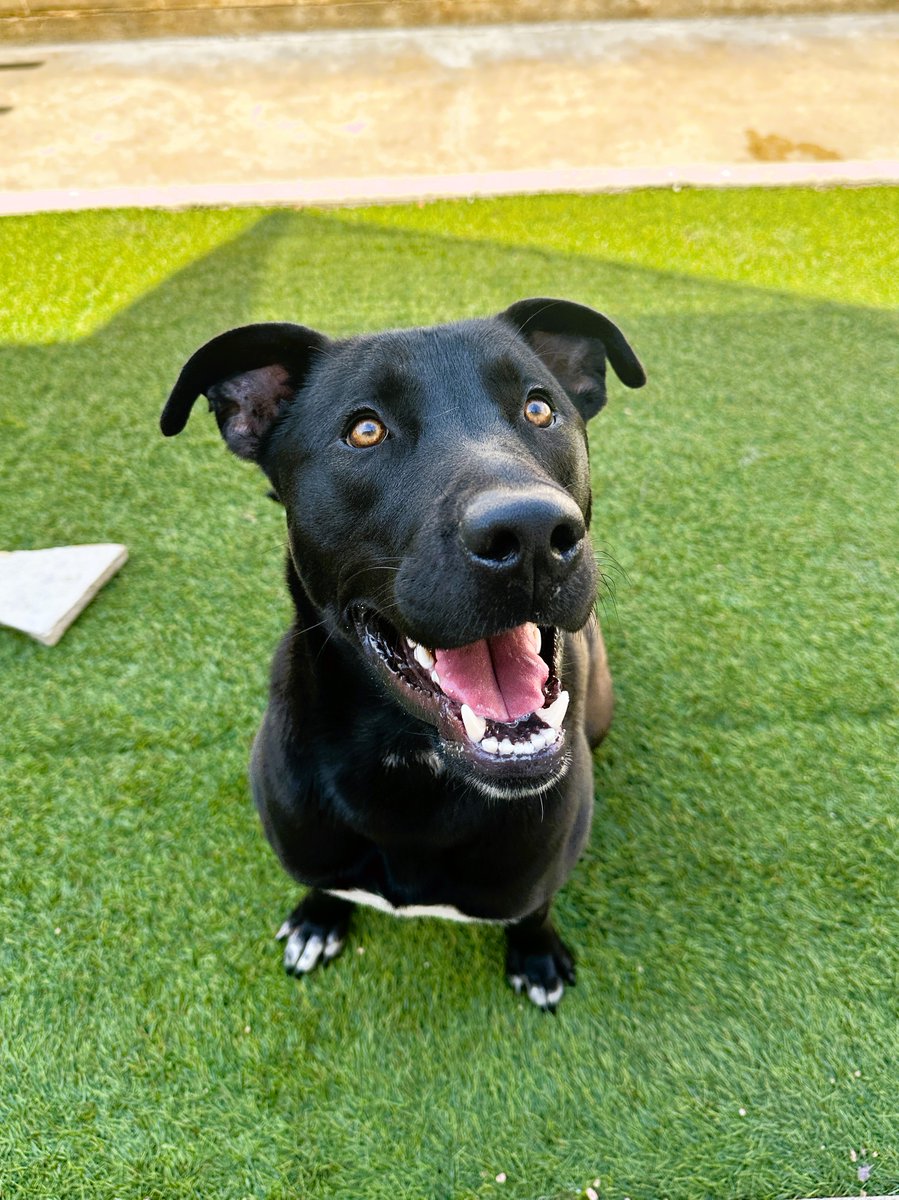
460,487 -> 586,577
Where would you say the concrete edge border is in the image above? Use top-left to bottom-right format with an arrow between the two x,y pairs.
1,160 -> 897,215
4,2 -> 899,48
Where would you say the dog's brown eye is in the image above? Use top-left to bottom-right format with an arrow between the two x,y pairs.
347,416 -> 388,448
524,394 -> 554,427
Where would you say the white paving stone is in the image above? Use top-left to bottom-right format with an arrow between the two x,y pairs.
0,543 -> 128,646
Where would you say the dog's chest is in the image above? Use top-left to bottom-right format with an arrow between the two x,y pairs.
323,887 -> 509,924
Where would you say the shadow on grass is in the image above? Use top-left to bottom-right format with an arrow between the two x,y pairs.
2,203 -> 895,523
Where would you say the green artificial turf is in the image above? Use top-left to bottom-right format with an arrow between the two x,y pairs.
0,188 -> 897,1200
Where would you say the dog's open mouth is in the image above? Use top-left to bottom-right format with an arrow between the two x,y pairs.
352,608 -> 568,775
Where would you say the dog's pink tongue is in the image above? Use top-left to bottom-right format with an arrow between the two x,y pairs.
434,624 -> 548,722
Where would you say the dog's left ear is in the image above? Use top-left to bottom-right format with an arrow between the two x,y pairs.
499,298 -> 646,420
160,322 -> 330,461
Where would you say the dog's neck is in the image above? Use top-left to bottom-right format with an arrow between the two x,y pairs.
281,553 -> 449,776
283,552 -> 343,669
283,552 -> 387,698
284,551 -> 316,624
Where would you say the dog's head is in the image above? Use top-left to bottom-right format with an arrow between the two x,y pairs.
162,299 -> 644,796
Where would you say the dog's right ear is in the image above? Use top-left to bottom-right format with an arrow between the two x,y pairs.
160,323 -> 330,461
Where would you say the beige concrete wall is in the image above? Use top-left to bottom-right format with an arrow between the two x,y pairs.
2,0 -> 897,44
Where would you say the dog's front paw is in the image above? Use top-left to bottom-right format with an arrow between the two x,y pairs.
506,930 -> 576,1013
275,890 -> 353,976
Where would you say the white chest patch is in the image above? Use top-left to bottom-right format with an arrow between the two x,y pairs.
324,887 -> 509,924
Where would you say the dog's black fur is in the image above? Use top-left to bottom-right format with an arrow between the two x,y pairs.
162,298 -> 645,1010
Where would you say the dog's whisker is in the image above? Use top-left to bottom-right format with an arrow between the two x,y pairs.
291,617 -> 330,640
597,571 -> 618,600
337,559 -> 404,594
593,548 -> 632,586
594,587 -> 622,631
311,629 -> 338,668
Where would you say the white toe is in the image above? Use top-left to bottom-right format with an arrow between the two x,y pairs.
527,984 -> 548,1008
283,929 -> 306,970
295,934 -> 325,973
323,932 -> 345,960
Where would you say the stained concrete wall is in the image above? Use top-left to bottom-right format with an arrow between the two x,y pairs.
3,0 -> 898,46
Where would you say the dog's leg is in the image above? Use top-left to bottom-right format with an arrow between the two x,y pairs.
276,889 -> 355,976
505,903 -> 576,1012
583,620 -> 614,749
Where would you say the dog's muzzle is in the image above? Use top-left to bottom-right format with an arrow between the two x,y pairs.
351,608 -> 570,782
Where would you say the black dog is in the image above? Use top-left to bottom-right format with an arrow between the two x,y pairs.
161,298 -> 645,1010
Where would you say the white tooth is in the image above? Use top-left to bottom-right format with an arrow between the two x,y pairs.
405,637 -> 416,648
460,704 -> 487,743
512,741 -> 530,755
431,670 -> 441,688
529,731 -> 547,750
541,690 -> 569,730
528,623 -> 542,653
498,738 -> 514,756
542,725 -> 558,745
481,736 -> 499,754
414,643 -> 435,670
